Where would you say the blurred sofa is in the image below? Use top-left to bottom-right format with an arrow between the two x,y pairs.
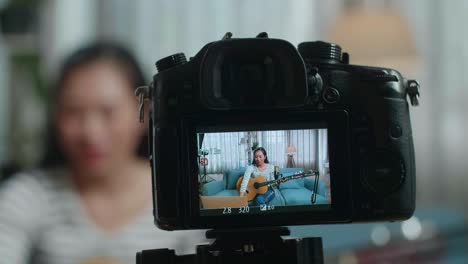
201,167 -> 328,206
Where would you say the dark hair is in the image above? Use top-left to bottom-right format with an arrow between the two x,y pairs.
41,42 -> 148,168
252,147 -> 269,165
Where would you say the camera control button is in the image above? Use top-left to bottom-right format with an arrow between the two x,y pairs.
390,124 -> 403,138
323,87 -> 340,104
361,150 -> 405,195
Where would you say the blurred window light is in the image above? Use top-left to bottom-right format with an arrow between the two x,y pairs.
327,4 -> 420,76
370,224 -> 391,246
41,0 -> 97,78
401,216 -> 423,240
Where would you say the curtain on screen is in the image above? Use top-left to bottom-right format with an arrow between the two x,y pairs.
200,129 -> 328,174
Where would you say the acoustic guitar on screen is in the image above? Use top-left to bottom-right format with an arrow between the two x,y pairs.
236,170 -> 319,201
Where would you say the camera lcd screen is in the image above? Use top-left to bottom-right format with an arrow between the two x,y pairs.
197,128 -> 332,216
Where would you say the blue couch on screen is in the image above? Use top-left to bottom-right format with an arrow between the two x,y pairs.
201,167 -> 328,206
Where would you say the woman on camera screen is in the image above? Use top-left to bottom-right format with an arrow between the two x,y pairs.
239,147 -> 278,205
0,43 -> 205,264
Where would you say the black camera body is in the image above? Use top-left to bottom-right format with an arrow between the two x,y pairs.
145,34 -> 419,231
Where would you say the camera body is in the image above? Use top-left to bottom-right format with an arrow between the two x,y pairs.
146,34 -> 419,230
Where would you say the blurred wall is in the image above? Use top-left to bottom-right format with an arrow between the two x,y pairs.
428,0 -> 468,210
40,0 -> 97,79
0,32 -> 9,166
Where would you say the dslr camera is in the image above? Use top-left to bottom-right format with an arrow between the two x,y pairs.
140,32 -> 420,231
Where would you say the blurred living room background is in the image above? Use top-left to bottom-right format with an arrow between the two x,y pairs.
0,0 -> 467,262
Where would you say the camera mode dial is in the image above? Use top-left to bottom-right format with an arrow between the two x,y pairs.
298,41 -> 343,63
156,53 -> 187,72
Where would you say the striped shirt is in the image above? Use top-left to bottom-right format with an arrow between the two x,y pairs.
0,169 -> 208,264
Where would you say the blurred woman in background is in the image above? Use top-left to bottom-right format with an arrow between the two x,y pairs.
0,43 -> 205,264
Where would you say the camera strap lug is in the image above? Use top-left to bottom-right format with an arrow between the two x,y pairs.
256,32 -> 269,38
222,32 -> 233,40
406,80 -> 420,106
136,85 -> 151,123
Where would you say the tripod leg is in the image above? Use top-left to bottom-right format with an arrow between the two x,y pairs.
296,237 -> 324,264
137,248 -> 195,264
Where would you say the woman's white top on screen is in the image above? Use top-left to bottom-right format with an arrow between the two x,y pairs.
239,163 -> 275,193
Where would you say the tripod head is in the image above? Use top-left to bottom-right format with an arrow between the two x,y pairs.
136,227 -> 323,264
